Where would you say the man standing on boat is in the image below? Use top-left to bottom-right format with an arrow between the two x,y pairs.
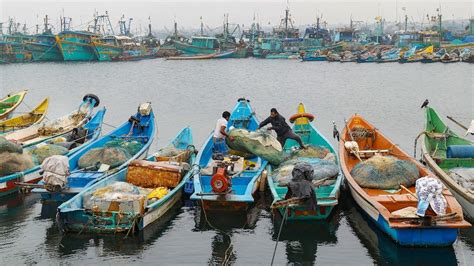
258,108 -> 306,149
213,111 -> 233,155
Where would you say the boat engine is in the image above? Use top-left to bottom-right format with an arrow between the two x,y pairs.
210,160 -> 237,193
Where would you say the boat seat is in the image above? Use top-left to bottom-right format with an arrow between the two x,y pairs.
352,149 -> 390,159
372,194 -> 417,203
294,129 -> 311,135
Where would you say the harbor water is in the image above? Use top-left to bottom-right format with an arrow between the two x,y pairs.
0,59 -> 473,265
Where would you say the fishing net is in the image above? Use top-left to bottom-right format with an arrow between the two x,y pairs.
70,112 -> 87,124
286,145 -> 330,160
83,182 -> 146,214
155,144 -> 181,157
78,147 -> 131,171
105,139 -> 144,156
0,137 -> 23,154
0,151 -> 34,176
38,125 -> 64,136
29,144 -> 69,164
351,125 -> 374,141
226,129 -> 284,165
448,168 -> 474,194
350,155 -> 420,189
273,157 -> 339,186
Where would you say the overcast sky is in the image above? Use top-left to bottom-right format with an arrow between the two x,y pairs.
1,0 -> 472,34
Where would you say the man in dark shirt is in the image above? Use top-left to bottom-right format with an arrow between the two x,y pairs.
258,108 -> 306,148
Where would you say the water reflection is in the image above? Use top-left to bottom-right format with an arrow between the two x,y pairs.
271,204 -> 341,264
342,193 -> 458,265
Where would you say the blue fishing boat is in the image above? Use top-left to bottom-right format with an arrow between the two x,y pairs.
56,31 -> 99,61
57,127 -> 194,233
190,98 -> 268,212
174,36 -> 220,55
32,103 -> 156,203
92,36 -> 123,61
1,108 -> 105,197
24,15 -> 63,61
302,55 -> 327,61
267,103 -> 343,220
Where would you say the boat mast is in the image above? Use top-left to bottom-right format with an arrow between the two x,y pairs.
200,16 -> 204,36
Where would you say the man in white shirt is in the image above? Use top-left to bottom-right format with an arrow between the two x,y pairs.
213,111 -> 234,155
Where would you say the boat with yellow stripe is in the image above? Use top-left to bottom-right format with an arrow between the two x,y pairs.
0,90 -> 28,120
0,98 -> 49,134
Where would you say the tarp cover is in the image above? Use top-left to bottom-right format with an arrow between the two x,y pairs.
41,155 -> 69,188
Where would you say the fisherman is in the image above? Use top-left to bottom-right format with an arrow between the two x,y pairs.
285,162 -> 317,211
213,111 -> 234,155
258,108 -> 306,149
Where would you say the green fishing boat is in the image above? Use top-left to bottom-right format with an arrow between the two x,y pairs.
421,106 -> 474,220
267,103 -> 343,220
24,15 -> 63,61
174,36 -> 220,55
0,90 -> 28,120
92,36 -> 123,61
56,31 -> 99,61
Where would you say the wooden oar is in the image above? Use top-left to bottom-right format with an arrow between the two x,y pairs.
400,184 -> 418,200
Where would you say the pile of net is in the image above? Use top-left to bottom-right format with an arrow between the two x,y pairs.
273,157 -> 339,186
78,138 -> 144,171
350,155 -> 419,189
0,137 -> 34,176
28,143 -> 69,164
448,168 -> 474,194
285,145 -> 331,161
154,143 -> 191,163
226,129 -> 284,165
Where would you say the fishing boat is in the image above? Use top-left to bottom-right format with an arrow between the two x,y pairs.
167,52 -> 217,60
0,108 -> 105,197
92,36 -> 124,61
0,90 -> 28,120
56,31 -> 99,61
5,94 -> 99,147
190,98 -> 268,212
267,103 -> 343,220
440,53 -> 460,63
174,36 -> 220,55
32,103 -> 156,203
57,127 -> 194,233
340,114 -> 470,246
24,15 -> 63,62
0,98 -> 49,134
420,107 -> 474,220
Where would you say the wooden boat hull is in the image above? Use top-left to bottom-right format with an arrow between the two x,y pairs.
0,108 -> 106,197
339,114 -> 470,247
267,103 -> 343,221
173,40 -> 218,55
58,127 -> 193,233
93,43 -> 123,61
190,98 -> 268,212
34,106 -> 155,204
346,180 -> 458,246
420,107 -> 474,220
0,98 -> 49,134
4,95 -> 98,147
0,90 -> 27,120
302,56 -> 327,61
167,53 -> 217,60
25,42 -> 63,61
56,34 -> 98,61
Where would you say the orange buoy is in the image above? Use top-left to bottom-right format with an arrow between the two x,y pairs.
289,113 -> 315,123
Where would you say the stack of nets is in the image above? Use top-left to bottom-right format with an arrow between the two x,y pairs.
448,168 -> 474,194
350,155 -> 419,189
0,137 -> 34,176
226,129 -> 283,165
286,145 -> 330,161
78,138 -> 144,171
273,157 -> 339,186
28,144 -> 69,164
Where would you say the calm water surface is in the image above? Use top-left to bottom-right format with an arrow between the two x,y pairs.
0,59 -> 473,265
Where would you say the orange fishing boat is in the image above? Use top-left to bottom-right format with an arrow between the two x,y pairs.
339,114 -> 470,246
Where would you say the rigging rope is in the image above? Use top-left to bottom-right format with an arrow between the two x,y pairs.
271,205 -> 289,266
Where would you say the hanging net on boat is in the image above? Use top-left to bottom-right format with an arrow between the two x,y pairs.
273,157 -> 339,186
0,137 -> 23,154
226,129 -> 284,165
0,151 -> 34,176
29,144 -> 69,164
448,168 -> 474,194
350,155 -> 420,189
